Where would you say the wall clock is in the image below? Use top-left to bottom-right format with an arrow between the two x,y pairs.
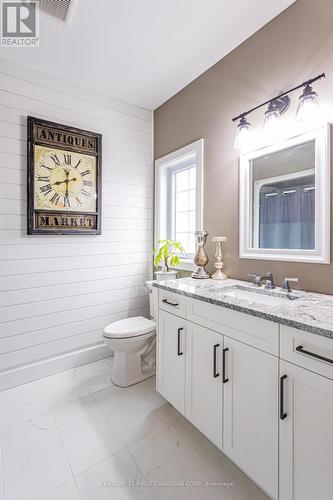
27,116 -> 102,234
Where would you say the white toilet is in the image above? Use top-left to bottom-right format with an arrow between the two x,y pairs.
103,281 -> 157,387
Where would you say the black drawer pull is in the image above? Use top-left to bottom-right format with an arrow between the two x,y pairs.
162,299 -> 179,307
280,375 -> 287,420
177,327 -> 183,356
222,347 -> 229,383
296,345 -> 333,365
213,344 -> 220,378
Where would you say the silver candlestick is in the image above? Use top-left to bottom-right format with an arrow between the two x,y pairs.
192,230 -> 210,279
211,236 -> 227,280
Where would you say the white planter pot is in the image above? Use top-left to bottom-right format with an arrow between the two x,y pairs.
155,270 -> 178,281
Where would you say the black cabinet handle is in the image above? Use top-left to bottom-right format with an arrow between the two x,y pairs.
296,345 -> 333,365
280,375 -> 287,420
213,344 -> 220,378
162,299 -> 179,307
222,347 -> 229,383
177,327 -> 183,356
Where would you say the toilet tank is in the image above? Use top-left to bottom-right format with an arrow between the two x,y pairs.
146,281 -> 157,319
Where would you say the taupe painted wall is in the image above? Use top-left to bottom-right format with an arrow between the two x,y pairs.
154,0 -> 333,294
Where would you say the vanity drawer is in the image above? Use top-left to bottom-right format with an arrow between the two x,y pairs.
186,297 -> 279,355
158,289 -> 186,318
280,326 -> 333,380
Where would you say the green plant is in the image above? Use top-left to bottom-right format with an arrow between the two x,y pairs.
152,239 -> 185,272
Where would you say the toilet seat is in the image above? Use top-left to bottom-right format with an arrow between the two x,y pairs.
103,316 -> 156,339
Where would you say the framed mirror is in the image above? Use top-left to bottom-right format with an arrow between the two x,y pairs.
239,126 -> 330,263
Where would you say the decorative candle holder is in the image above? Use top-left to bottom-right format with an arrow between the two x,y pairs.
192,230 -> 210,279
211,236 -> 227,280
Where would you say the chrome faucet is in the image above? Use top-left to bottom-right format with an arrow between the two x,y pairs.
282,277 -> 299,293
247,272 -> 274,288
261,272 -> 275,289
247,273 -> 262,286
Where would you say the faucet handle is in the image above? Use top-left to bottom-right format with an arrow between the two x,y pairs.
282,277 -> 299,292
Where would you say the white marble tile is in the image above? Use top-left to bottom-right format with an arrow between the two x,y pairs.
41,368 -> 90,410
0,379 -> 49,432
170,416 -> 245,483
155,402 -> 181,424
74,357 -> 115,395
75,449 -> 156,500
53,395 -> 124,475
1,413 -> 72,500
37,479 -> 81,500
129,426 -> 231,500
170,416 -> 268,499
94,377 -> 166,445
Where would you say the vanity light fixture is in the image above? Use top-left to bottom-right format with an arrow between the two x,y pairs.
232,73 -> 325,151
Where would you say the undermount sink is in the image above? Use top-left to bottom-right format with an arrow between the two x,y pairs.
221,285 -> 300,306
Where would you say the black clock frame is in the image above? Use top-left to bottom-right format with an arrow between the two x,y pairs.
27,116 -> 102,235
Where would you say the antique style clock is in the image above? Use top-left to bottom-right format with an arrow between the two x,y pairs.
27,117 -> 102,234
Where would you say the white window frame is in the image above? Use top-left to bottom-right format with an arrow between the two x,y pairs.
239,125 -> 330,264
155,139 -> 204,271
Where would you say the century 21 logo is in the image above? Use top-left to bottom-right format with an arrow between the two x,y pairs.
1,1 -> 39,46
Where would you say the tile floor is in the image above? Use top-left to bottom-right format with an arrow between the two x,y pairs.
0,357 -> 270,500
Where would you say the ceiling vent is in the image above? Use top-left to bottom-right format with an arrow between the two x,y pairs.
38,0 -> 73,23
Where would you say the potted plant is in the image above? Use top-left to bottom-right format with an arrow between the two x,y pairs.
152,239 -> 185,280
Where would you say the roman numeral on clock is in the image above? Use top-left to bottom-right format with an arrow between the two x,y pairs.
63,154 -> 72,165
81,189 -> 90,197
50,193 -> 60,205
76,197 -> 82,206
40,184 -> 52,195
41,164 -> 53,172
81,169 -> 91,176
83,180 -> 93,187
74,159 -> 82,169
64,196 -> 71,208
50,154 -> 60,165
38,176 -> 49,182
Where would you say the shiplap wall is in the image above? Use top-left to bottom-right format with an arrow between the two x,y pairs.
0,59 -> 153,389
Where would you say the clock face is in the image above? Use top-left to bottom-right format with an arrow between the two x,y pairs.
34,145 -> 97,212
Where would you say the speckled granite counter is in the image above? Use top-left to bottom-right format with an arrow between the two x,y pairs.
153,277 -> 333,339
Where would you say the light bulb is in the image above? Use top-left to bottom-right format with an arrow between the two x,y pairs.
234,116 -> 251,151
296,84 -> 320,122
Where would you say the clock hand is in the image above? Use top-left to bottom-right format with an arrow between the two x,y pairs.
52,180 -> 66,186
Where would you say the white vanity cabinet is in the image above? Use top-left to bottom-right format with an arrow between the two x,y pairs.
156,288 -> 333,500
279,360 -> 333,500
185,322 -> 223,449
157,309 -> 186,413
223,336 -> 278,499
279,326 -> 333,500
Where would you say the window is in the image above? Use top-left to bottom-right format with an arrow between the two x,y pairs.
155,139 -> 203,269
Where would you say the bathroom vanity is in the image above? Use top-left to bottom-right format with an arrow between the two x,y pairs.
153,278 -> 333,500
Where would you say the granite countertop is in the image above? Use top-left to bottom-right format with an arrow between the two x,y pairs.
153,277 -> 333,339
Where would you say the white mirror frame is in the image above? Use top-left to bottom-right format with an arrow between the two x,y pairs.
239,125 -> 331,264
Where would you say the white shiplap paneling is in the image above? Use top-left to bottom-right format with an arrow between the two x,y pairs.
0,59 -> 153,389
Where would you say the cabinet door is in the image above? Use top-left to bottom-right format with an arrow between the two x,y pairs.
185,322 -> 223,449
157,310 -> 186,414
280,360 -> 333,500
223,337 -> 278,499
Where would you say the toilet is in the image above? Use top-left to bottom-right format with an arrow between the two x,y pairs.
103,281 -> 157,387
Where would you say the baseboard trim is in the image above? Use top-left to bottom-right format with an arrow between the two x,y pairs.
0,342 -> 111,391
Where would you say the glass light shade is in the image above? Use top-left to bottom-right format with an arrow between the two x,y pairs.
234,117 -> 251,151
263,102 -> 281,137
296,85 -> 320,122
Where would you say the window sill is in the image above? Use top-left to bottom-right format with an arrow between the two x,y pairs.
170,258 -> 196,272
